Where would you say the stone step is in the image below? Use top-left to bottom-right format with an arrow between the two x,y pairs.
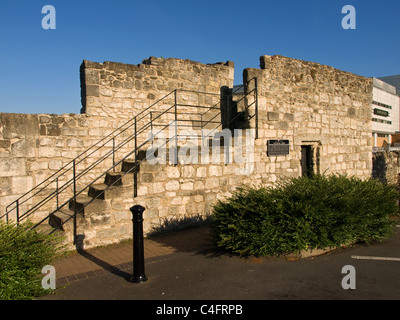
121,160 -> 140,174
48,209 -> 75,231
104,171 -> 135,187
68,195 -> 109,215
88,183 -> 131,200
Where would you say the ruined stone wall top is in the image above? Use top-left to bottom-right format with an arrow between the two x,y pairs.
80,56 -> 235,120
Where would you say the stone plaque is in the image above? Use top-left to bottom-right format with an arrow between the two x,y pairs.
267,139 -> 289,156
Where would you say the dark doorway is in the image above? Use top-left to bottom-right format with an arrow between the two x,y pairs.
301,145 -> 314,177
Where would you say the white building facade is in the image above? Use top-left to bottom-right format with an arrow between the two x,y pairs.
372,78 -> 400,149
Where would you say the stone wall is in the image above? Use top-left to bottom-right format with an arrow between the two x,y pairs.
243,55 -> 372,181
0,57 -> 235,223
72,150 -> 255,249
0,54 -> 374,250
0,112 -> 107,221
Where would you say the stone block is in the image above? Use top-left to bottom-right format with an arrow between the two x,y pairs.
1,113 -> 39,139
140,173 -> 154,183
38,146 -> 61,158
48,160 -> 63,170
88,128 -> 103,136
85,69 -> 100,85
137,186 -> 148,196
181,182 -> 194,191
171,197 -> 182,205
67,138 -> 83,148
284,113 -> 294,122
30,161 -> 49,171
196,167 -> 207,177
205,177 -> 219,189
39,137 -> 55,146
46,124 -> 61,136
165,180 -> 180,191
166,166 -> 180,179
90,212 -> 111,226
11,140 -> 35,158
86,85 -> 100,97
149,182 -> 165,194
11,176 -> 33,195
96,228 -> 116,239
209,165 -> 222,176
0,177 -> 11,196
278,121 -> 289,130
181,166 -> 196,178
0,158 -> 26,177
114,211 -> 130,222
39,116 -> 51,124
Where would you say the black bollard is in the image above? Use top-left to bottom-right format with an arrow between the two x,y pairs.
129,205 -> 148,283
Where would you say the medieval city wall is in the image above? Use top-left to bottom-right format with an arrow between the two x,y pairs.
0,57 -> 234,223
0,54 -> 377,249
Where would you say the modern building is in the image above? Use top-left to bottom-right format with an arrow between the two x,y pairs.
379,75 -> 400,94
372,77 -> 400,149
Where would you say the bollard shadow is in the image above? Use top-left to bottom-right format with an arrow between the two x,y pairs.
77,250 -> 132,281
75,235 -> 132,281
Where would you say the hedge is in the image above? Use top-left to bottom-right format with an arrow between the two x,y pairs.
212,174 -> 399,256
0,221 -> 65,300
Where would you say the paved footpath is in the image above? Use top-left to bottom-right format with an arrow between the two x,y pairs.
41,224 -> 400,302
53,225 -> 213,286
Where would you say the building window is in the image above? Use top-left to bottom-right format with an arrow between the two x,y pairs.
373,100 -> 392,110
373,108 -> 389,117
372,118 -> 392,124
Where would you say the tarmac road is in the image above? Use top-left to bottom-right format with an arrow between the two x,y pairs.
40,226 -> 400,301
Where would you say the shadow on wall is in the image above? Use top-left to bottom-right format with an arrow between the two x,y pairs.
372,153 -> 387,184
147,214 -> 212,236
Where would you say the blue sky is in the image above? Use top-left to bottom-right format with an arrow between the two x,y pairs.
0,0 -> 399,114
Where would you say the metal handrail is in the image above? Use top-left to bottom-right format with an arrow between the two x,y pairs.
1,91 -> 174,222
2,81 -> 258,243
8,103 -> 175,225
1,88 -> 225,225
200,77 -> 258,140
2,90 -> 177,220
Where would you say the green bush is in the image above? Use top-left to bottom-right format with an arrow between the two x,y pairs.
212,174 -> 400,256
0,221 -> 65,300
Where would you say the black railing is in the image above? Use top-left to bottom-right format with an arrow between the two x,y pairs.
1,79 -> 258,244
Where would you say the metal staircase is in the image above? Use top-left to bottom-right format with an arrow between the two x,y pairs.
1,78 -> 258,245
